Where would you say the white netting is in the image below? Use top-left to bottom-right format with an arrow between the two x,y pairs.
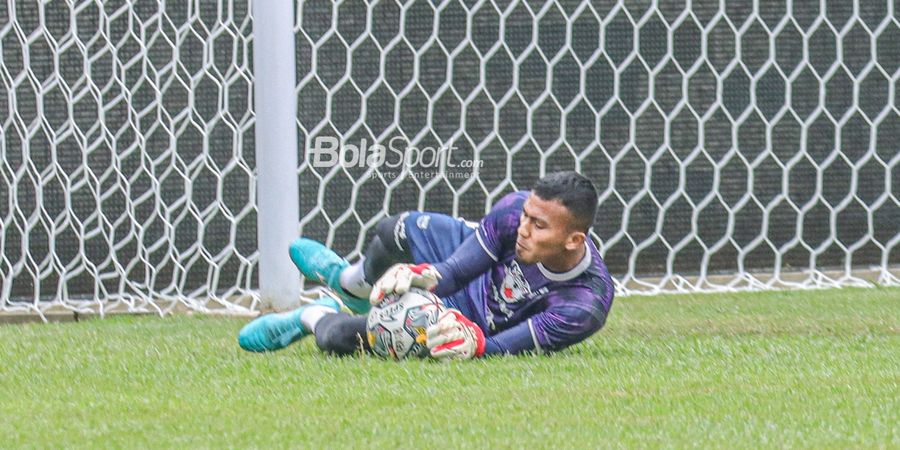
1,1 -> 256,316
1,0 -> 898,317
293,0 -> 899,294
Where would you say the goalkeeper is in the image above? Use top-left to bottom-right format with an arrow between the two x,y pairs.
238,171 -> 614,360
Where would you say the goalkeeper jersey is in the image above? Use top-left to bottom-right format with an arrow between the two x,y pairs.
433,191 -> 614,355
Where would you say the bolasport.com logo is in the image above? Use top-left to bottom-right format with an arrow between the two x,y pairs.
307,136 -> 483,180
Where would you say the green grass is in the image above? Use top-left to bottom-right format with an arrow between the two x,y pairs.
1,287 -> 898,449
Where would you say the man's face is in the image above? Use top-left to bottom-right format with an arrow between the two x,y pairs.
515,194 -> 580,265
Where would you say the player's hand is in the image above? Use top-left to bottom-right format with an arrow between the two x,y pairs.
425,308 -> 485,361
369,263 -> 442,305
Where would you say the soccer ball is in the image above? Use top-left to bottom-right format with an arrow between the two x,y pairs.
366,288 -> 445,360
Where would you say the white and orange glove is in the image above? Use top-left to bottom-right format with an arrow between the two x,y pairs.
425,309 -> 486,361
370,263 -> 441,305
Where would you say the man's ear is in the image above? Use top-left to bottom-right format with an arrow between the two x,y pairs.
565,231 -> 586,251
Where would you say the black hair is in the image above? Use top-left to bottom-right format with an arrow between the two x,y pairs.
533,171 -> 599,232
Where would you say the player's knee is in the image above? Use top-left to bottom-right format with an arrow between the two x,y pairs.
375,214 -> 405,252
315,313 -> 367,356
363,214 -> 415,282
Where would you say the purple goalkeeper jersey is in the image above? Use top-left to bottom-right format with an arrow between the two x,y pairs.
433,191 -> 614,355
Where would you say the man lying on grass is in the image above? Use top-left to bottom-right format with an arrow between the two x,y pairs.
238,171 -> 615,360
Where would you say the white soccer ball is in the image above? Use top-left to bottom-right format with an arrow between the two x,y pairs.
366,288 -> 445,360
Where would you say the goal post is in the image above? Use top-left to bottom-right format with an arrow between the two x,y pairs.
252,0 -> 301,311
1,0 -> 898,318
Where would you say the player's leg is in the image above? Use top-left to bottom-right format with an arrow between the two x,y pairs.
361,214 -> 411,281
382,211 -> 478,269
334,215 -> 408,300
291,212 -> 475,314
239,297 -> 369,355
338,212 -> 477,296
288,238 -> 371,314
313,313 -> 370,355
238,294 -> 342,352
289,225 -> 408,315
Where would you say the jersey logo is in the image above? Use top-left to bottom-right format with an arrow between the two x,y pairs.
416,215 -> 430,230
498,260 -> 531,303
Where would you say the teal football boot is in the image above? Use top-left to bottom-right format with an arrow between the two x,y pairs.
237,296 -> 341,352
288,238 -> 371,314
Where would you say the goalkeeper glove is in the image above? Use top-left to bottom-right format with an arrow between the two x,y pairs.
369,263 -> 441,305
425,308 -> 485,361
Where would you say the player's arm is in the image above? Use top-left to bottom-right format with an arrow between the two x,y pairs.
370,192 -> 526,303
483,294 -> 608,355
426,292 -> 607,360
431,233 -> 494,296
368,234 -> 494,303
424,309 -> 598,359
430,192 -> 526,296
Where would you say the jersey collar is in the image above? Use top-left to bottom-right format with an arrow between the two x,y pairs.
537,242 -> 592,281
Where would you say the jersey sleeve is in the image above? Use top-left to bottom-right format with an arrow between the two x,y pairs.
474,191 -> 527,261
432,233 -> 495,297
483,288 -> 608,355
433,191 -> 527,295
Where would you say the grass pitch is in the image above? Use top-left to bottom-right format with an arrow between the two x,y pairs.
1,287 -> 898,448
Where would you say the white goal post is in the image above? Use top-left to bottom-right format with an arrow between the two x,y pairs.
1,0 -> 898,318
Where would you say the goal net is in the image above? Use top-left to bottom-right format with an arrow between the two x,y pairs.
1,0 -> 898,316
1,1 -> 256,315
